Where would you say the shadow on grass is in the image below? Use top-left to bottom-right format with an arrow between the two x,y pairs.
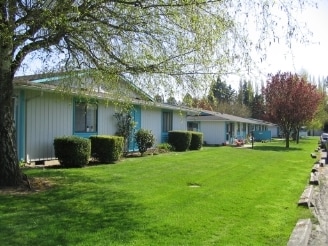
250,145 -> 302,152
0,174 -> 145,245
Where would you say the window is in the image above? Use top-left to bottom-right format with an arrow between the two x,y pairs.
242,123 -> 246,132
74,102 -> 97,132
188,122 -> 199,131
162,111 -> 172,132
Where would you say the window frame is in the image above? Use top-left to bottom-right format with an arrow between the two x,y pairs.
162,111 -> 173,133
73,100 -> 98,134
187,121 -> 200,132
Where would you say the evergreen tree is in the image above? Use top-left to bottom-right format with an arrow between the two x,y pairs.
208,77 -> 235,104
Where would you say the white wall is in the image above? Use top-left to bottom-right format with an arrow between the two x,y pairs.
140,107 -> 162,145
268,125 -> 278,138
22,88 -> 189,160
25,90 -> 72,161
201,121 -> 226,145
140,107 -> 187,145
97,103 -> 117,135
173,111 -> 187,131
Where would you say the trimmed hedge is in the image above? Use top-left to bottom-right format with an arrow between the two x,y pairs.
54,136 -> 91,167
90,135 -> 124,163
168,131 -> 192,152
189,132 -> 203,150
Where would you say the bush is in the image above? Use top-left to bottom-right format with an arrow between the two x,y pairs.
134,129 -> 155,156
54,136 -> 91,167
189,132 -> 203,150
156,143 -> 173,152
90,135 -> 124,163
168,131 -> 192,152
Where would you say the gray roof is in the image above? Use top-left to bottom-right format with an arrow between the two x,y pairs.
13,74 -> 198,114
187,110 -> 273,126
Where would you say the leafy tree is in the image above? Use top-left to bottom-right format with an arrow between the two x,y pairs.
323,122 -> 328,133
192,97 -> 213,111
166,96 -> 178,105
182,93 -> 193,106
215,102 -> 251,118
0,1 -> 314,186
262,72 -> 323,148
154,94 -> 164,103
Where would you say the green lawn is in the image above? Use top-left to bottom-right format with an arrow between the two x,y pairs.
0,138 -> 317,245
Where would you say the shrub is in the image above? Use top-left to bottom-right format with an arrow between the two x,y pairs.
156,143 -> 173,152
114,112 -> 136,155
90,135 -> 124,163
168,131 -> 192,152
189,131 -> 203,150
134,129 -> 155,156
54,136 -> 91,167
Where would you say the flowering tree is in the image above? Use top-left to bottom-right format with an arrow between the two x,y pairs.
262,72 -> 323,148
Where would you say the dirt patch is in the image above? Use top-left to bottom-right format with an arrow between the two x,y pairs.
0,177 -> 55,195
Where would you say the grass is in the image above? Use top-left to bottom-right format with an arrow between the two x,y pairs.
0,137 -> 318,245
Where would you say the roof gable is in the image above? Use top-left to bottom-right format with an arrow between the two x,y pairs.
14,71 -> 154,102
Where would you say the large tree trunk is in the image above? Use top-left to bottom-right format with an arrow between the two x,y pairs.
0,1 -> 27,188
285,131 -> 290,148
296,126 -> 300,144
0,65 -> 24,187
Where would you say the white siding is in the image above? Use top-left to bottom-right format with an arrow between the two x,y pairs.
97,103 -> 117,135
201,121 -> 226,145
268,126 -> 278,138
172,111 -> 187,131
140,108 -> 188,145
25,91 -> 72,161
22,89 -> 190,160
140,107 -> 162,145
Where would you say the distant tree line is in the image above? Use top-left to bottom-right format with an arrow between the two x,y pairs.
154,73 -> 328,143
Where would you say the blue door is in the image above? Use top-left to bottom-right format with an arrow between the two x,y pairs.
128,105 -> 141,151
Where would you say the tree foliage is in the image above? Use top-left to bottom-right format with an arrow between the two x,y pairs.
262,72 -> 323,148
250,94 -> 265,119
166,96 -> 178,105
114,112 -> 136,155
208,77 -> 236,104
0,0 -> 314,186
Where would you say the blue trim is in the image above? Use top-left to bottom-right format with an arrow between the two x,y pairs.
31,76 -> 63,83
128,105 -> 141,151
225,123 -> 228,141
72,98 -> 75,134
18,91 -> 25,161
74,133 -> 97,139
161,110 -> 173,143
30,73 -> 85,84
